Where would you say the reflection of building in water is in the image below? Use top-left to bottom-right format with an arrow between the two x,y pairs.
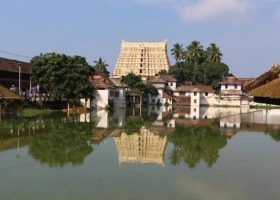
220,115 -> 241,129
241,109 -> 280,125
114,127 -> 167,165
91,108 -> 126,128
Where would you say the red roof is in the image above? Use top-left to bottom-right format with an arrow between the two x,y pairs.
0,57 -> 30,74
176,85 -> 215,93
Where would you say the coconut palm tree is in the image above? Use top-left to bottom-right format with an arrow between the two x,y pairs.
206,43 -> 223,63
186,41 -> 205,66
171,43 -> 185,63
93,57 -> 110,76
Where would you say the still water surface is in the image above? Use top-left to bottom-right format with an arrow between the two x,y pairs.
0,106 -> 280,200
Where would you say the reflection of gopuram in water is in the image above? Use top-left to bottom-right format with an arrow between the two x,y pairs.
114,127 -> 167,165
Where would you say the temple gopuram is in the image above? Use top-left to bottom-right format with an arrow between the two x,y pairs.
114,127 -> 167,166
113,40 -> 170,78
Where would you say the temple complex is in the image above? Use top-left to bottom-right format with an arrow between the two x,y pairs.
113,40 -> 170,78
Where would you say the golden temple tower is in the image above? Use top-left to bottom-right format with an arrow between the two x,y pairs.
114,127 -> 167,165
113,40 -> 170,78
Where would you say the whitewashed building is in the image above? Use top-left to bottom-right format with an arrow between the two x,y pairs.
173,85 -> 216,106
148,74 -> 176,105
81,73 -> 127,109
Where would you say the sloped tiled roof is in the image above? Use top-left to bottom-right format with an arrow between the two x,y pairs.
162,91 -> 172,99
0,57 -> 30,74
244,65 -> 280,92
0,85 -> 23,100
176,85 -> 215,93
173,96 -> 191,105
249,78 -> 280,99
238,78 -> 254,85
89,73 -> 115,89
149,74 -> 176,83
109,78 -> 128,88
220,74 -> 242,85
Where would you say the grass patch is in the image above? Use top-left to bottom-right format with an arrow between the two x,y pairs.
19,108 -> 54,117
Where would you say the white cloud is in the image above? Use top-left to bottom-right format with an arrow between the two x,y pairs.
180,0 -> 250,22
106,0 -> 280,23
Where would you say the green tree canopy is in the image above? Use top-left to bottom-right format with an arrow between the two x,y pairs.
206,43 -> 223,63
168,124 -> 227,168
29,131 -> 93,167
122,73 -> 158,95
171,43 -> 185,63
186,41 -> 206,66
169,41 -> 229,87
31,53 -> 95,107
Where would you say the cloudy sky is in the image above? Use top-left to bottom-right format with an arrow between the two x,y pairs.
0,0 -> 279,77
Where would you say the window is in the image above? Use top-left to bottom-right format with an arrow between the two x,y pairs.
225,84 -> 228,89
170,83 -> 173,86
234,84 -> 237,89
205,92 -> 208,96
179,92 -> 185,96
110,91 -> 114,97
194,92 -> 197,96
152,99 -> 155,103
140,69 -> 142,73
194,99 -> 197,104
115,91 -> 119,97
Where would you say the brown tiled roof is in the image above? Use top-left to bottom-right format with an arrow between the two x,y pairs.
244,65 -> 280,92
149,74 -> 176,83
220,74 -> 242,85
249,78 -> 280,99
162,91 -> 172,99
157,74 -> 176,82
89,73 -> 115,89
176,85 -> 215,93
109,78 -> 128,88
148,76 -> 166,83
0,85 -> 23,100
238,78 -> 254,85
0,57 -> 30,74
173,96 -> 191,105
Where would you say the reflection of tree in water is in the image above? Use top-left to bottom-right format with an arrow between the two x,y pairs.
168,124 -> 227,168
29,131 -> 93,167
265,129 -> 280,142
124,113 -> 158,134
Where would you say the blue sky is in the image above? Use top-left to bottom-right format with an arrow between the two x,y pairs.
0,0 -> 279,77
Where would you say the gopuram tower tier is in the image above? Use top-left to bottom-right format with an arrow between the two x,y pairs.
113,40 -> 170,78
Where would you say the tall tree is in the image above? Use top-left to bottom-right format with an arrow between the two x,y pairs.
186,41 -> 205,66
206,43 -> 223,63
171,43 -> 185,63
93,57 -> 110,76
31,53 -> 95,110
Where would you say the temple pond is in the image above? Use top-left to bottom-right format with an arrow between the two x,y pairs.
1,106 -> 280,200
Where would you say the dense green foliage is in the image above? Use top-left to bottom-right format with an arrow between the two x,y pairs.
31,53 -> 95,103
168,124 -> 227,168
29,131 -> 93,167
122,73 -> 158,96
169,41 -> 229,87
